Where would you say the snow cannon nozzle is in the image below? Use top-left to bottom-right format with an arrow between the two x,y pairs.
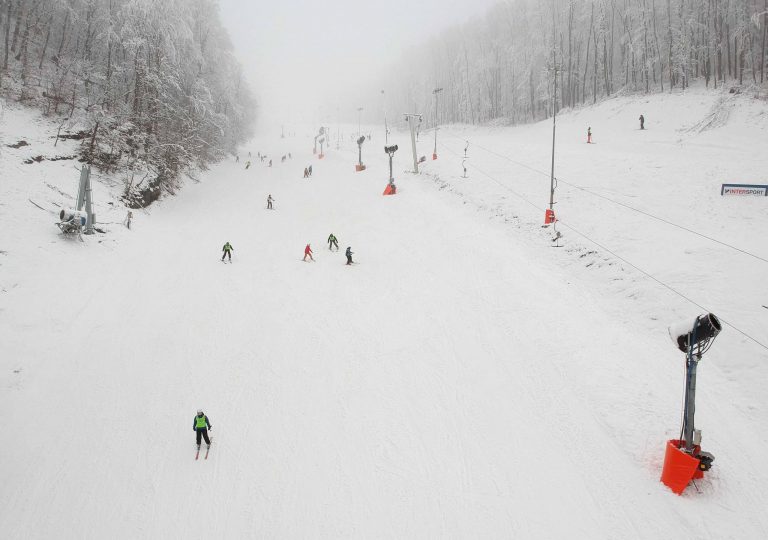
357,136 -> 366,146
668,313 -> 722,354
385,144 -> 398,155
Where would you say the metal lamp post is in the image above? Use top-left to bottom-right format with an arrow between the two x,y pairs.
432,87 -> 442,160
357,107 -> 363,137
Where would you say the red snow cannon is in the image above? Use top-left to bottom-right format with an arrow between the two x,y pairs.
432,152 -> 438,160
356,164 -> 366,172
383,183 -> 396,196
660,313 -> 721,495
544,208 -> 556,225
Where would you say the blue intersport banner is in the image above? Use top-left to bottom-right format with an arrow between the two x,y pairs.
721,184 -> 768,196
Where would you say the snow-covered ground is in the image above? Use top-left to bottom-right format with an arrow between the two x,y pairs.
1,87 -> 767,539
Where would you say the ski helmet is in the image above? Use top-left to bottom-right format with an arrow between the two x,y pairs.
197,409 -> 203,415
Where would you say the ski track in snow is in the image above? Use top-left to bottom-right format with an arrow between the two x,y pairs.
1,87 -> 768,538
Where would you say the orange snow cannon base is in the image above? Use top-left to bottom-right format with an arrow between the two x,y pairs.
544,208 -> 556,224
318,153 -> 324,159
660,439 -> 706,495
383,183 -> 396,195
432,153 -> 437,160
356,164 -> 366,172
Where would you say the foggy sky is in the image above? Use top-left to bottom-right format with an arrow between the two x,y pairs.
218,0 -> 499,128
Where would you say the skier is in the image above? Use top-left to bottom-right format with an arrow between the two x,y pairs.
327,233 -> 339,251
639,114 -> 645,130
303,167 -> 309,178
124,210 -> 133,229
245,160 -> 251,170
193,409 -> 212,448
303,243 -> 314,262
308,165 -> 313,177
221,241 -> 234,262
587,126 -> 592,144
236,155 -> 240,163
288,153 -> 292,159
269,159 -> 272,167
267,194 -> 274,210
345,246 -> 354,265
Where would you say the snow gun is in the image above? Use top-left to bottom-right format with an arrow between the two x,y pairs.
660,313 -> 722,495
356,136 -> 366,172
383,144 -> 398,195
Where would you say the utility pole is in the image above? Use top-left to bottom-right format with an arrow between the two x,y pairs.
404,113 -> 421,174
549,48 -> 557,211
432,87 -> 443,160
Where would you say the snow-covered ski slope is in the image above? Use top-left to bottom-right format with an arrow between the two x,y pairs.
1,87 -> 767,539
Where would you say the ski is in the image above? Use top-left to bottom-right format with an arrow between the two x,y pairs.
205,444 -> 211,460
195,445 -> 201,460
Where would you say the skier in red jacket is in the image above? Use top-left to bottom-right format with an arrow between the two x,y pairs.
303,243 -> 314,262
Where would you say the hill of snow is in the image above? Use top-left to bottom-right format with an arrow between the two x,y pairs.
1,86 -> 767,538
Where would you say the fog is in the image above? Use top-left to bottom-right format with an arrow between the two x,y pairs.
218,0 -> 498,128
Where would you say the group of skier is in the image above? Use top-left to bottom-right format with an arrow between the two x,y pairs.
586,114 -> 646,144
221,236 -> 353,265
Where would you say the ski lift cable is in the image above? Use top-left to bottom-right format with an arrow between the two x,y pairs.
448,135 -> 768,265
438,140 -> 768,353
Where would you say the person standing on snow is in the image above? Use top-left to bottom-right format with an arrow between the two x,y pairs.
245,160 -> 251,170
222,241 -> 234,262
639,115 -> 645,130
345,246 -> 354,265
327,233 -> 339,251
303,167 -> 309,178
308,165 -> 313,177
303,244 -> 314,262
193,410 -> 212,447
587,126 -> 592,144
267,194 -> 274,210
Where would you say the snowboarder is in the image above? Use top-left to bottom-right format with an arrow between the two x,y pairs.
327,233 -> 339,251
221,241 -> 234,262
308,165 -> 313,177
303,243 -> 314,262
345,246 -> 354,265
303,167 -> 309,178
639,114 -> 645,130
245,160 -> 251,169
193,409 -> 212,448
267,194 -> 274,210
587,126 -> 592,144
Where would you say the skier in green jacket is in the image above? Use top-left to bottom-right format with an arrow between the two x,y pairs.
221,242 -> 234,262
327,233 -> 339,251
193,409 -> 212,448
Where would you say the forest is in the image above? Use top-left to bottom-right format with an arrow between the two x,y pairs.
0,0 -> 255,206
376,0 -> 768,128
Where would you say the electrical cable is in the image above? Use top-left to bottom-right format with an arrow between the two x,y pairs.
448,135 -> 768,265
436,140 -> 768,352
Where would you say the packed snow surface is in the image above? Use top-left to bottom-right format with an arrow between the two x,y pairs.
1,87 -> 767,538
